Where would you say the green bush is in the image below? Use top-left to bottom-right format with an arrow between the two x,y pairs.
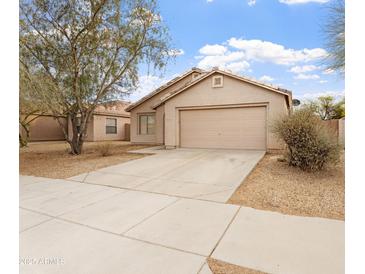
273,108 -> 340,171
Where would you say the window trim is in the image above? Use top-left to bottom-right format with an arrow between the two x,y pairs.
212,75 -> 224,88
138,113 -> 156,135
105,118 -> 117,134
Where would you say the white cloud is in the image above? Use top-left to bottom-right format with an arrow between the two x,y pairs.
319,80 -> 328,84
298,90 -> 345,100
259,75 -> 275,82
226,61 -> 251,72
196,37 -> 327,75
128,75 -> 167,102
248,0 -> 256,6
167,49 -> 184,56
290,65 -> 321,74
322,68 -> 335,75
279,0 -> 329,4
228,37 -> 327,65
207,0 -> 214,2
294,73 -> 320,80
199,44 -> 227,55
197,51 -> 250,73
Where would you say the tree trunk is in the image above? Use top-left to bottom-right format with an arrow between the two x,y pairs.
67,111 -> 93,155
68,117 -> 84,155
19,122 -> 30,147
70,133 -> 84,155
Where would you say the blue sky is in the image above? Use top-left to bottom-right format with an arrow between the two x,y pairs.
128,0 -> 344,102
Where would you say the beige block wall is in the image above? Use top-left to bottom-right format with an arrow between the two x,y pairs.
338,118 -> 345,146
130,73 -> 195,144
163,74 -> 289,150
92,115 -> 130,141
22,115 -> 67,141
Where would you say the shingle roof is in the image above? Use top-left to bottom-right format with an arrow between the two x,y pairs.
125,68 -> 205,112
94,100 -> 131,117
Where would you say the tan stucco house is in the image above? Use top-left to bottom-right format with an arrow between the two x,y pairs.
68,100 -> 131,142
23,100 -> 131,142
126,68 -> 292,150
20,114 -> 68,142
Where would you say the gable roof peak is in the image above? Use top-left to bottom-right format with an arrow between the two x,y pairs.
125,68 -> 205,112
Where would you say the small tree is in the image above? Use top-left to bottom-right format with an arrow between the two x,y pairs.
20,0 -> 172,154
305,95 -> 345,120
273,108 -> 340,171
19,64 -> 49,147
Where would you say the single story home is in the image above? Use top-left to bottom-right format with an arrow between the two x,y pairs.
70,100 -> 131,141
23,100 -> 131,142
126,68 -> 292,150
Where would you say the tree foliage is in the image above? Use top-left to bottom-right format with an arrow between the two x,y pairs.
19,0 -> 172,154
305,95 -> 345,120
322,0 -> 345,75
19,63 -> 50,147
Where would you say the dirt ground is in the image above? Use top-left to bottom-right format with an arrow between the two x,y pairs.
207,258 -> 266,274
19,141 -> 152,179
228,152 -> 345,220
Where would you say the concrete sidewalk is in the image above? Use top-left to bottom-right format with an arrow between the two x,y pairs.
20,176 -> 344,274
19,149 -> 344,274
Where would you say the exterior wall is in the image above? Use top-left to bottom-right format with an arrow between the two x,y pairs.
130,74 -> 194,144
23,115 -> 67,141
92,114 -> 130,141
322,118 -> 345,146
163,73 -> 289,150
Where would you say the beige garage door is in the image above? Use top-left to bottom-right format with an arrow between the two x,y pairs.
180,107 -> 266,150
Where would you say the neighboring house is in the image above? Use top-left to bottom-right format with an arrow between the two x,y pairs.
23,100 -> 131,142
68,100 -> 131,142
126,67 -> 292,150
20,114 -> 67,142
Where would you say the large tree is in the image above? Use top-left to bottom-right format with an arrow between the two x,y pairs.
322,0 -> 345,75
20,0 -> 172,154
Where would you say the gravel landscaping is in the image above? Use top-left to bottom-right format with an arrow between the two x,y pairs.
207,258 -> 266,274
228,152 -> 345,220
19,141 -> 152,179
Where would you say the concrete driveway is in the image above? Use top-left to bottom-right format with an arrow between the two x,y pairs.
68,148 -> 265,203
19,148 -> 344,274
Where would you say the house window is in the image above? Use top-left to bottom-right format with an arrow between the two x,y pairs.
139,114 -> 155,135
212,75 -> 223,88
106,118 -> 117,134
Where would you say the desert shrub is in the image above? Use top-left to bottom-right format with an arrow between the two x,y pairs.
273,108 -> 340,171
97,143 -> 113,157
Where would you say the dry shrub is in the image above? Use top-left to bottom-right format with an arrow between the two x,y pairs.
273,108 -> 340,171
97,143 -> 113,157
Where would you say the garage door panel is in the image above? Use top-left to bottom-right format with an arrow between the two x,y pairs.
180,107 -> 266,150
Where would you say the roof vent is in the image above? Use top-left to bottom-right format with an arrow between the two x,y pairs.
212,75 -> 223,88
192,73 -> 200,80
